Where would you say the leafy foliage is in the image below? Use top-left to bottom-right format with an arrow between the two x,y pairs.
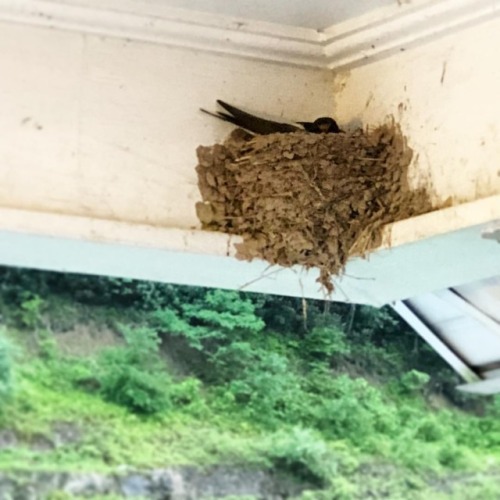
302,326 -> 350,361
1,268 -> 500,498
153,290 -> 265,351
0,329 -> 15,407
17,292 -> 45,329
0,267 -> 202,311
96,326 -> 172,414
266,427 -> 337,485
215,344 -> 302,421
399,369 -> 431,395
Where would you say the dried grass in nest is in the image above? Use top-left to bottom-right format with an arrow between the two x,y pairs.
195,124 -> 433,292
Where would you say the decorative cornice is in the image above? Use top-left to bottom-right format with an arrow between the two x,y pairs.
0,0 -> 498,69
0,0 -> 326,68
322,0 -> 500,69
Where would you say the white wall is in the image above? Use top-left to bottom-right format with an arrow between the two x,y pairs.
333,16 -> 500,207
0,21 -> 335,229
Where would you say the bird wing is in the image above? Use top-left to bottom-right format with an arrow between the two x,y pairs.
296,121 -> 318,133
215,100 -> 300,135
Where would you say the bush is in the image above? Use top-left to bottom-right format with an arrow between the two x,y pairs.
415,416 -> 445,442
392,438 -> 441,470
0,330 -> 15,407
399,370 -> 430,395
17,292 -> 44,329
302,326 -> 350,361
152,308 -> 224,351
168,377 -> 202,406
299,375 -> 398,447
212,343 -> 302,422
267,427 -> 337,485
153,290 -> 265,351
437,439 -> 467,469
185,289 -> 265,334
96,326 -> 171,414
99,364 -> 171,415
37,328 -> 59,361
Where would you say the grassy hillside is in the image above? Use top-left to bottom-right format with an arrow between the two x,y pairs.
0,268 -> 499,498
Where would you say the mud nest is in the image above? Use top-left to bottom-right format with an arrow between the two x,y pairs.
195,124 -> 433,292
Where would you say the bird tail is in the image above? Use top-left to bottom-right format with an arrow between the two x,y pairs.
216,100 -> 258,124
201,100 -> 299,134
199,107 -> 241,127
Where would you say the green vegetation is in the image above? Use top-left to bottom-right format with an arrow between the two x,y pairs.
0,329 -> 15,405
0,267 -> 499,498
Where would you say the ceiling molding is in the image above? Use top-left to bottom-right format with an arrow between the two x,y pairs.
322,0 -> 500,69
0,0 -> 498,69
0,0 -> 325,68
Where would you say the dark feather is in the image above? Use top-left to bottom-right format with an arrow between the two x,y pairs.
201,100 -> 342,135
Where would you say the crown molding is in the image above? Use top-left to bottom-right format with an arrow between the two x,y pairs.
0,0 -> 498,70
0,0 -> 325,68
322,0 -> 500,70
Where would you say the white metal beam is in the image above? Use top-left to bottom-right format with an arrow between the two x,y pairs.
392,300 -> 480,383
457,378 -> 500,395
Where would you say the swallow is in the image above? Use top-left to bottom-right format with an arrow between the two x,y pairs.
201,100 -> 342,135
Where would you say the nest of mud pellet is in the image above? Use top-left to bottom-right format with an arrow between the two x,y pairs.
195,124 -> 432,292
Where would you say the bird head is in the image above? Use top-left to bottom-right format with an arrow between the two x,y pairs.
313,117 -> 342,133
